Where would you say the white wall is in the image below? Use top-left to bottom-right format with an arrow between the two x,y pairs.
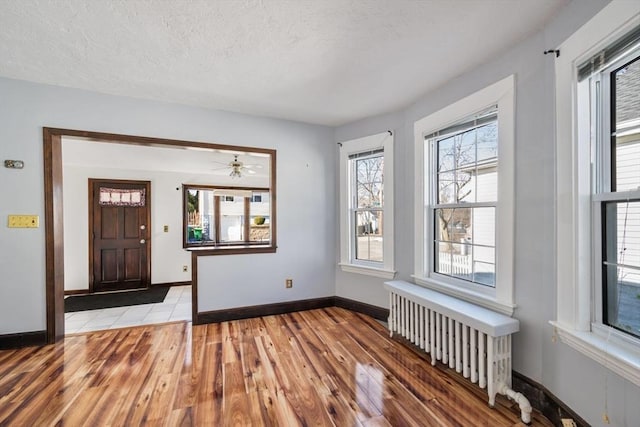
197,133 -> 337,311
335,1 -> 640,425
0,77 -> 335,333
63,166 -> 209,291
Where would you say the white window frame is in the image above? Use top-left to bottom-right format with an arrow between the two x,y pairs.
413,75 -> 515,315
552,1 -> 640,386
339,131 -> 395,278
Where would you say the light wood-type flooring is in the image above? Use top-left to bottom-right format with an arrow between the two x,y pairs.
0,307 -> 552,426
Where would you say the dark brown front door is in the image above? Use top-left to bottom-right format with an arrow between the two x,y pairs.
90,179 -> 151,292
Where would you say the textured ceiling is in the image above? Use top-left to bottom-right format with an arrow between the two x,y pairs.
0,0 -> 569,126
62,137 -> 271,184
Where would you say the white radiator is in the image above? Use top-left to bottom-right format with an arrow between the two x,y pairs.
384,280 -> 532,424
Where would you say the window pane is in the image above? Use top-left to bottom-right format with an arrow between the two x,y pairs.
434,207 -> 495,287
356,155 -> 384,208
187,189 -> 215,244
475,159 -> 498,202
476,122 -> 498,163
354,210 -> 383,262
437,171 -> 473,203
435,242 -> 471,281
603,200 -> 640,339
438,137 -> 454,172
434,208 -> 470,244
472,207 -> 495,247
613,57 -> 640,192
473,260 -> 495,287
459,130 -> 477,167
219,196 -> 244,242
250,191 -> 270,242
437,172 -> 455,204
436,121 -> 498,204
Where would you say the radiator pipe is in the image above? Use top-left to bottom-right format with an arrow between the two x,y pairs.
497,382 -> 532,425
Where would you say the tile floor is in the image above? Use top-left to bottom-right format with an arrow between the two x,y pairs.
65,285 -> 192,334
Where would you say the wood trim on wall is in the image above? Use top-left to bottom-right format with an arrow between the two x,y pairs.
512,371 -> 589,427
192,296 -> 389,325
151,281 -> 191,287
64,281 -> 190,296
0,331 -> 47,350
43,128 -> 65,344
43,127 -> 276,343
333,296 -> 389,321
195,297 -> 335,324
191,251 -> 198,323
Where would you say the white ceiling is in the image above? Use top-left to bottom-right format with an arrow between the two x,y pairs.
0,0 -> 569,126
62,137 -> 271,183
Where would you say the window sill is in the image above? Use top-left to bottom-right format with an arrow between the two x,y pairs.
550,321 -> 640,387
187,245 -> 276,256
412,275 -> 515,316
339,263 -> 396,279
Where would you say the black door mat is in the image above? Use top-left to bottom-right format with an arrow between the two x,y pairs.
65,286 -> 171,313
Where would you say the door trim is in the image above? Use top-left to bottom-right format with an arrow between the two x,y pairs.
88,178 -> 151,293
43,127 -> 275,343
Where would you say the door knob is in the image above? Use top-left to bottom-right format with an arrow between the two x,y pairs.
140,239 -> 146,244
140,225 -> 146,230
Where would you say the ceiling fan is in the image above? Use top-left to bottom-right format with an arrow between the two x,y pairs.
212,154 -> 259,178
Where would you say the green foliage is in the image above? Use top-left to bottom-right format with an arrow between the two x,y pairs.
254,216 -> 265,225
187,190 -> 198,213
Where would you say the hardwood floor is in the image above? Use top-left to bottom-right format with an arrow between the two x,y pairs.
0,307 -> 552,426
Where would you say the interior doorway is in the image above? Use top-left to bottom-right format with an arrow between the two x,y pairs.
44,128 -> 201,342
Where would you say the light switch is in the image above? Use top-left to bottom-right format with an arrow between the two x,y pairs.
8,215 -> 39,228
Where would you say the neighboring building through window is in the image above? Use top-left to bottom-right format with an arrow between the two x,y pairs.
184,186 -> 271,247
339,131 -> 395,278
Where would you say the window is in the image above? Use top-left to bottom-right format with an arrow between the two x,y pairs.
339,131 -> 395,278
585,40 -> 640,340
184,186 -> 271,248
553,1 -> 640,386
429,107 -> 498,287
352,149 -> 384,263
414,76 -> 515,314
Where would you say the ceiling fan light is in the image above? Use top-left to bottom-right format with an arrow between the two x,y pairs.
229,168 -> 242,178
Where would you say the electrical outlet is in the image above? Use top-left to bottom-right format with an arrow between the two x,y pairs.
561,419 -> 577,427
286,279 -> 293,288
164,225 -> 169,232
183,265 -> 188,272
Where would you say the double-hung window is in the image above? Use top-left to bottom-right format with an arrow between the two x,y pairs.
553,1 -> 640,386
429,106 -> 498,287
584,35 -> 640,340
339,132 -> 395,278
414,76 -> 515,314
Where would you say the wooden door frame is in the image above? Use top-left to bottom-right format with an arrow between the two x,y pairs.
43,127 -> 276,343
88,178 -> 152,293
